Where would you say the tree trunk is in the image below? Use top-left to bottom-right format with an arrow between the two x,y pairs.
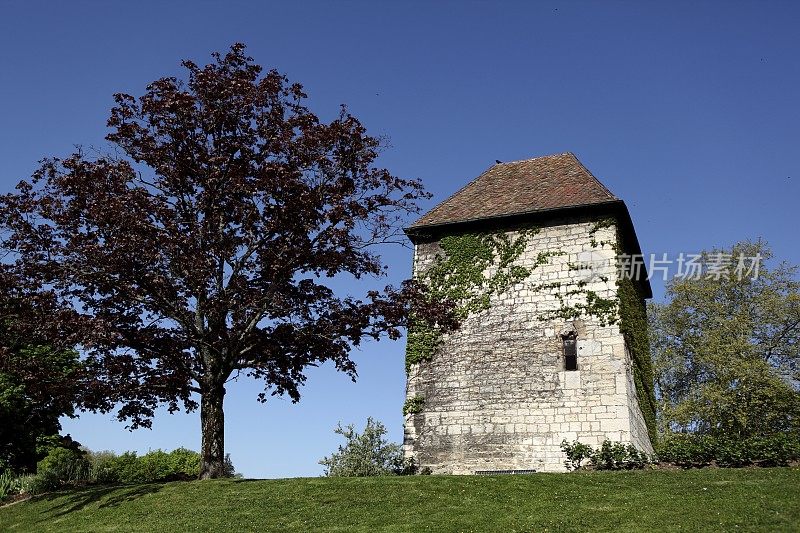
199,383 -> 226,479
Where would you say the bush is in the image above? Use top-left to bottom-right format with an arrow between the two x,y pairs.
0,471 -> 46,501
36,447 -> 89,489
28,471 -> 60,494
656,434 -> 715,467
591,440 -> 648,470
169,448 -> 202,478
656,433 -> 800,468
85,450 -> 121,484
104,451 -> 143,483
749,434 -> 800,466
1,446 -> 219,498
561,439 -> 651,471
14,474 -> 37,495
86,448 -> 204,484
319,418 -> 407,477
623,443 -> 648,470
560,440 -> 594,471
138,449 -> 172,481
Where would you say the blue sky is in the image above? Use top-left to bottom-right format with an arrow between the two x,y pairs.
1,1 -> 798,478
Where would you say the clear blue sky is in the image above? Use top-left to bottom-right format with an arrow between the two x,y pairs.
1,1 -> 798,478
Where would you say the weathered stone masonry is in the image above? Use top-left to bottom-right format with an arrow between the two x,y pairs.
402,153 -> 653,473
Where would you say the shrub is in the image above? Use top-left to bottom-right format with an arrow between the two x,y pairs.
0,446 -> 215,496
85,448 -> 204,483
85,450 -> 121,484
592,440 -> 629,470
656,433 -> 800,468
319,417 -> 406,477
560,440 -> 594,471
138,449 -> 172,481
28,471 -> 60,494
36,447 -> 89,489
0,471 -> 42,501
623,443 -> 648,469
168,448 -> 201,478
14,474 -> 37,495
656,434 -> 715,467
714,439 -> 752,468
750,434 -> 800,466
561,439 -> 651,471
105,451 -> 143,483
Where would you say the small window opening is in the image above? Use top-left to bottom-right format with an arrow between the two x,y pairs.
563,333 -> 578,371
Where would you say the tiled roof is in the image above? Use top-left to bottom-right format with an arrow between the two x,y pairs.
409,152 -> 619,229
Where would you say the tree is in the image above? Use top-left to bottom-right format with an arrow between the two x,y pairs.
318,417 -> 406,476
0,345 -> 82,474
0,270 -> 89,474
650,241 -> 800,441
0,44 -> 453,478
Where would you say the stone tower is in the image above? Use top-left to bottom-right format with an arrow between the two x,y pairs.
403,152 -> 655,474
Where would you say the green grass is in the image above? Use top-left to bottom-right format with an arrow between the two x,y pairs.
1,468 -> 798,532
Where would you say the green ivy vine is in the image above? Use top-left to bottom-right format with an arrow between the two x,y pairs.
406,228 -> 542,375
402,395 -> 425,416
617,276 -> 658,444
535,218 -> 620,326
540,288 -> 619,327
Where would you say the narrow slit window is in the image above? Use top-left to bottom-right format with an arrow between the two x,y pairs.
563,334 -> 578,371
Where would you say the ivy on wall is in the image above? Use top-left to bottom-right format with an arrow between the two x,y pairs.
406,228 -> 543,374
617,276 -> 658,444
402,395 -> 425,416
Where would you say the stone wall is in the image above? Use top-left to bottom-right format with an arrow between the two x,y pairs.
404,216 -> 653,474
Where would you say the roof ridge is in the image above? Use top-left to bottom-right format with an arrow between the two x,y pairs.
494,152 -> 574,166
568,153 -> 619,200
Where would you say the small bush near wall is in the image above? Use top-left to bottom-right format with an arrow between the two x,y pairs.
562,433 -> 800,472
561,440 -> 650,471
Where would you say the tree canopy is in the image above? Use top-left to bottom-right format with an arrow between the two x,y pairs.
0,44 -> 453,477
650,240 -> 800,440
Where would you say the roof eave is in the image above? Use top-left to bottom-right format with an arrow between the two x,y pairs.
404,200 -> 622,236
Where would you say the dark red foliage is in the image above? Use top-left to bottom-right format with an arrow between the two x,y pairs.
0,44 -> 454,477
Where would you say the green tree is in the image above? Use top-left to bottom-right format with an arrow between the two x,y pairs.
0,269 -> 89,474
319,417 -> 405,477
0,344 -> 83,473
650,241 -> 800,440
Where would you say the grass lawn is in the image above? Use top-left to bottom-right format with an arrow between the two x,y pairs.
1,467 -> 798,532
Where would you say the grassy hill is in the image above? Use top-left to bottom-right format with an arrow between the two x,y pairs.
1,468 -> 798,532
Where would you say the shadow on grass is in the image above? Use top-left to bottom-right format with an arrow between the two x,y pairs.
37,482 -> 167,519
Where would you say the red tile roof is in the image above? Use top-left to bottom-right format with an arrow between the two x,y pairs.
409,152 -> 619,229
